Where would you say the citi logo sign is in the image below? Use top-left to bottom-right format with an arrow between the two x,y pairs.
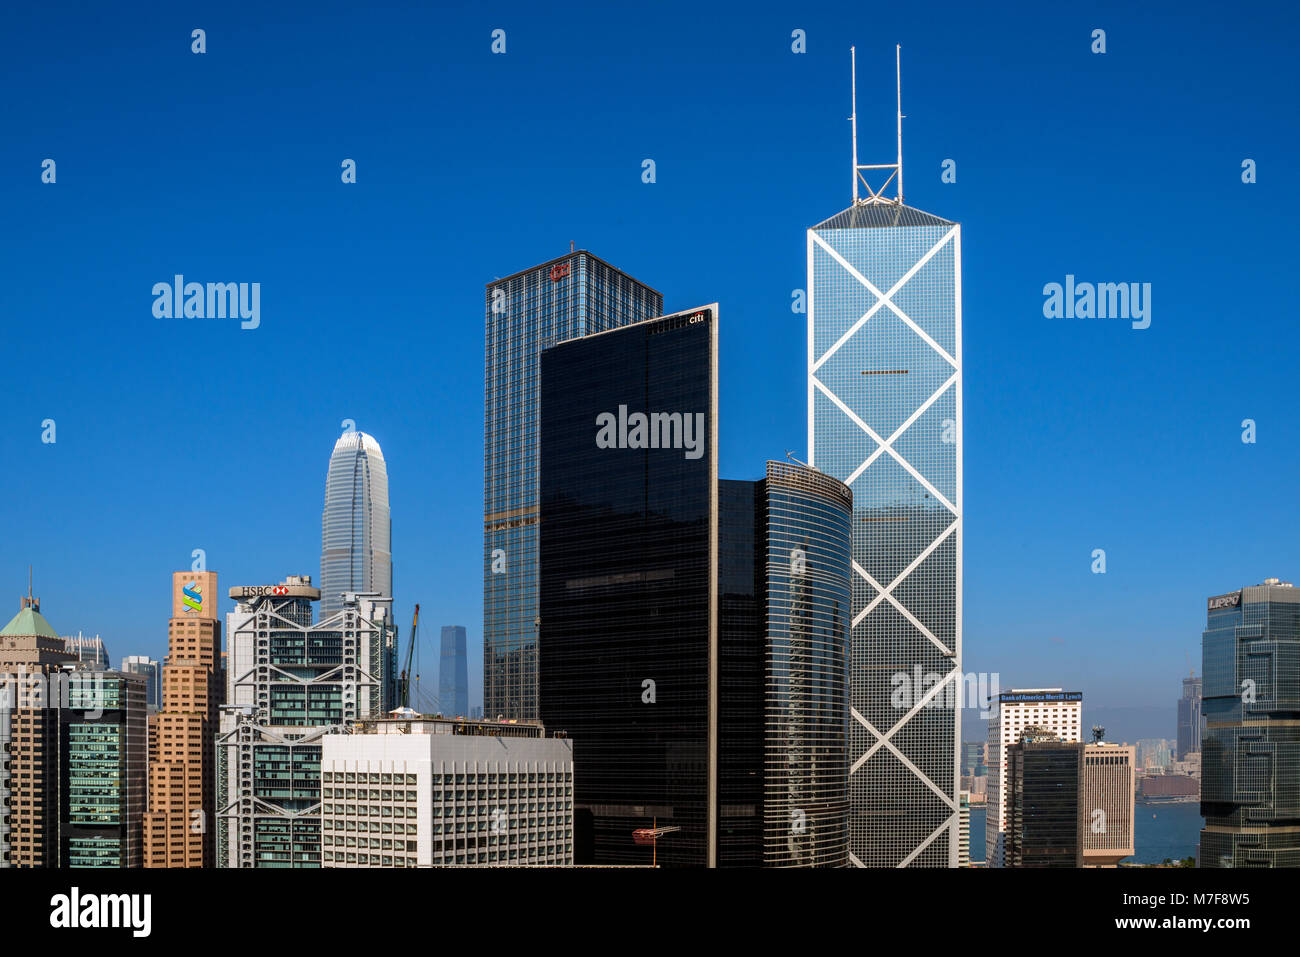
182,582 -> 203,613
1042,275 -> 1151,329
595,405 -> 705,460
550,262 -> 571,282
152,275 -> 260,329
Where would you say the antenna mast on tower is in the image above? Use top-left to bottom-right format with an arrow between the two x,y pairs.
850,44 -> 905,206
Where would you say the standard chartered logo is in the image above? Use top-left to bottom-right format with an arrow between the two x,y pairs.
182,581 -> 203,613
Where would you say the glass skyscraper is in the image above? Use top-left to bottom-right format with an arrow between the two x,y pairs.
320,430 -> 392,619
752,462 -> 852,866
538,307 -> 852,867
63,673 -> 148,867
439,625 -> 469,717
539,305 -> 718,866
484,251 -> 661,720
1200,578 -> 1300,867
120,655 -> 162,710
808,200 -> 963,866
1005,732 -> 1084,868
1177,674 -> 1203,760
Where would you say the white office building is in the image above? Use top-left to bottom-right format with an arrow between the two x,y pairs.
321,715 -> 574,867
985,689 -> 1083,867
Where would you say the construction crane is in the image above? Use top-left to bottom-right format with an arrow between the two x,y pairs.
632,818 -> 681,867
398,603 -> 420,710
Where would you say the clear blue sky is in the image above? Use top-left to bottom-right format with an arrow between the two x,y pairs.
2,1 -> 1297,722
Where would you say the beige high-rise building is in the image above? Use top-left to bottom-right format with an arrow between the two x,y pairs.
1083,742 -> 1135,867
143,571 -> 222,867
1,591 -> 79,867
2,588 -> 146,868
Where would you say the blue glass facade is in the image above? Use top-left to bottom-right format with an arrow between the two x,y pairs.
484,252 -> 661,720
439,625 -> 469,717
757,462 -> 852,867
1200,580 -> 1300,867
808,202 -> 962,867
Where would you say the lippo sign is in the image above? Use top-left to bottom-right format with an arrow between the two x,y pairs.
1207,591 -> 1242,612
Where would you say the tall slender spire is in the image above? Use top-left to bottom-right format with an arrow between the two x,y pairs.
896,42 -> 904,205
850,44 -> 905,206
21,564 -> 38,612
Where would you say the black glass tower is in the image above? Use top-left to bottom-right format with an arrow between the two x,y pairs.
1200,579 -> 1300,867
539,306 -> 852,867
1005,730 -> 1084,868
539,305 -> 718,866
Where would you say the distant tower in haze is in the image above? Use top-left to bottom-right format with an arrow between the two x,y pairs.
321,430 -> 392,617
1177,673 -> 1202,759
439,626 -> 469,717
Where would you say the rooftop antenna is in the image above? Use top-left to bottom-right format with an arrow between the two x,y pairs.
785,450 -> 810,469
22,564 -> 37,613
850,44 -> 905,206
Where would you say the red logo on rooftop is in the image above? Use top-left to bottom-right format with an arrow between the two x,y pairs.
550,262 -> 571,282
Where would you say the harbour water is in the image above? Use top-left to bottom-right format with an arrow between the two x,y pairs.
967,801 -> 1202,865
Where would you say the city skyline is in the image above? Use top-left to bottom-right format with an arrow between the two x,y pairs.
4,3 -> 1298,727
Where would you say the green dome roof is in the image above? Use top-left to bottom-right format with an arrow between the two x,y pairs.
0,606 -> 59,639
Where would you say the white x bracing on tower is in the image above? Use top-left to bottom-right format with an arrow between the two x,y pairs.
808,45 -> 963,867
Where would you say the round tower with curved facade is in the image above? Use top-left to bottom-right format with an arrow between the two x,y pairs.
320,430 -> 392,618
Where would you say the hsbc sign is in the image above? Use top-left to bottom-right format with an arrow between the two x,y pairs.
230,583 -> 317,600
